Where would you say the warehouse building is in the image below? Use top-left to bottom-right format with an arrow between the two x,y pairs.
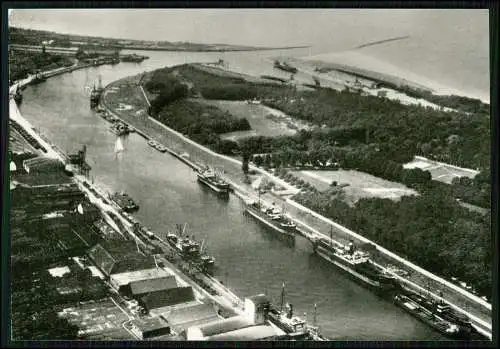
139,286 -> 196,312
130,317 -> 171,339
155,302 -> 220,332
23,156 -> 64,174
186,294 -> 280,341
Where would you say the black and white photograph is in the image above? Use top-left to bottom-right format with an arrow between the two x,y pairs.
4,7 -> 494,343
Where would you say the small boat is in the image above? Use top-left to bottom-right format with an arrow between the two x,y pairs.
110,191 -> 139,212
110,122 -> 130,136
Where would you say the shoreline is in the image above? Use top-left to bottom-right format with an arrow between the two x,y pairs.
297,56 -> 489,104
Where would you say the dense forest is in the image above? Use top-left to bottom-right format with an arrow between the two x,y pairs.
293,189 -> 492,299
145,66 -> 253,155
9,49 -> 74,82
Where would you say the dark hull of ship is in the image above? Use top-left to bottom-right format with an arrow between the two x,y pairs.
313,242 -> 396,294
197,175 -> 230,196
399,289 -> 487,340
393,295 -> 463,339
111,198 -> 139,213
245,205 -> 296,240
274,63 -> 298,74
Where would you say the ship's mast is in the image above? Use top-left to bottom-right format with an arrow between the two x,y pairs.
313,303 -> 317,327
280,282 -> 285,313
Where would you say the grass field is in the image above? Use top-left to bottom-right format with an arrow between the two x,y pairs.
200,100 -> 309,141
291,169 -> 418,204
403,156 -> 479,184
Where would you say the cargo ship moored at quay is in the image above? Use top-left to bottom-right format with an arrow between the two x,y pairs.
311,233 -> 398,294
245,198 -> 297,240
393,288 -> 490,340
195,166 -> 230,196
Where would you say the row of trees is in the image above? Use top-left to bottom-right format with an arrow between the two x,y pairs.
293,189 -> 492,298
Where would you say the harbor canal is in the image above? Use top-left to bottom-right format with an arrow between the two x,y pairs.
17,51 -> 445,340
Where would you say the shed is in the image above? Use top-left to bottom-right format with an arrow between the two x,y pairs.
23,156 -> 64,174
139,286 -> 195,311
130,317 -> 171,339
158,302 -> 219,331
207,324 -> 279,341
109,268 -> 172,291
128,275 -> 178,298
186,315 -> 253,340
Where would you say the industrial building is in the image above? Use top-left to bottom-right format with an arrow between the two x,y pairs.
139,287 -> 196,312
129,317 -> 171,339
154,302 -> 221,333
186,294 -> 282,341
109,268 -> 177,296
23,156 -> 64,174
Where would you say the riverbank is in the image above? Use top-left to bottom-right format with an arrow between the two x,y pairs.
99,72 -> 491,339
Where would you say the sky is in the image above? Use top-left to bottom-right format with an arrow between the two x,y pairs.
8,9 -> 490,101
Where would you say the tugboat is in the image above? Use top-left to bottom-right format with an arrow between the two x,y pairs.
312,231 -> 398,293
195,166 -> 230,196
109,191 -> 139,212
109,122 -> 130,136
273,60 -> 298,74
266,283 -> 317,340
245,194 -> 297,239
120,54 -> 148,63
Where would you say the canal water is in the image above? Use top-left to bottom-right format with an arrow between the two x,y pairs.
17,50 -> 444,340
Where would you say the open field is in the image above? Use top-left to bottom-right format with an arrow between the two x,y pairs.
403,156 -> 479,184
199,100 -> 303,141
59,298 -> 135,340
291,169 -> 418,204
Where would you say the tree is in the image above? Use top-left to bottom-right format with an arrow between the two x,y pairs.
242,152 -> 250,174
253,155 -> 263,167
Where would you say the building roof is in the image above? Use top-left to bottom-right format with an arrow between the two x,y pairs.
207,324 -> 278,341
88,244 -> 116,276
160,302 -> 219,327
24,156 -> 62,168
130,275 -> 178,296
110,268 -> 172,288
48,266 -> 71,277
246,294 -> 271,305
131,317 -> 170,332
140,287 -> 195,310
192,315 -> 253,338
